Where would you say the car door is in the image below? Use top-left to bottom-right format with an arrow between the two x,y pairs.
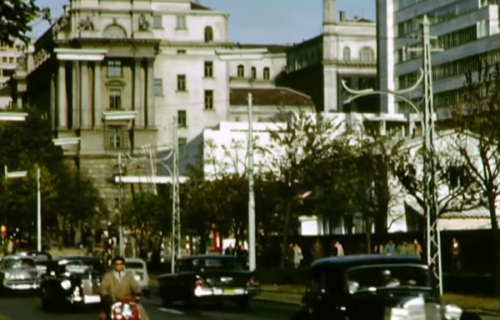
301,266 -> 328,320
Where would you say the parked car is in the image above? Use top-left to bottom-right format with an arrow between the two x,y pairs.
125,258 -> 150,297
39,256 -> 104,311
27,251 -> 52,278
0,255 -> 40,294
158,254 -> 260,308
291,254 -> 468,320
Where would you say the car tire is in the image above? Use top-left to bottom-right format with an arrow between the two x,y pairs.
236,297 -> 250,309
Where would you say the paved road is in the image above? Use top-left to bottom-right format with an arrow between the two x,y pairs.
0,293 -> 297,320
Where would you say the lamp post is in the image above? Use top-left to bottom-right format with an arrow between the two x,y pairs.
112,154 -> 126,257
342,15 -> 442,293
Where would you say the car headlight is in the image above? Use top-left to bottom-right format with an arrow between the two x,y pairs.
61,279 -> 72,290
4,272 -> 12,280
122,303 -> 132,318
444,304 -> 462,320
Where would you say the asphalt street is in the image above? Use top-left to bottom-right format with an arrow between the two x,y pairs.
0,292 -> 297,320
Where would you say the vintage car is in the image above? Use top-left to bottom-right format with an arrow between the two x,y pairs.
125,258 -> 150,297
158,254 -> 260,307
26,251 -> 52,278
0,255 -> 40,293
291,254 -> 472,320
39,256 -> 104,310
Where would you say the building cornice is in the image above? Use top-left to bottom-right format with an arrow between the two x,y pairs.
323,59 -> 376,68
55,48 -> 108,61
56,38 -> 161,46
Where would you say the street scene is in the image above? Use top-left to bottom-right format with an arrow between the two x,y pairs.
2,0 -> 500,319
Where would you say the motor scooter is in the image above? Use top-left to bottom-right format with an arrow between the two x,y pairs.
110,296 -> 141,320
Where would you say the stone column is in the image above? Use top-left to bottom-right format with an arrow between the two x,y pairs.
72,61 -> 81,129
94,61 -> 102,128
80,61 -> 90,129
50,74 -> 56,129
134,59 -> 144,127
57,61 -> 68,129
146,59 -> 155,127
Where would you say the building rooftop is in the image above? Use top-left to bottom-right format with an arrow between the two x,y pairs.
191,2 -> 212,10
232,43 -> 290,54
230,87 -> 314,107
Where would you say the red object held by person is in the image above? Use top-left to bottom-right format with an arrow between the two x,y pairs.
111,297 -> 141,320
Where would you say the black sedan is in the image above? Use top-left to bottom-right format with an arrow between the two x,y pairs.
39,256 -> 104,311
158,254 -> 260,308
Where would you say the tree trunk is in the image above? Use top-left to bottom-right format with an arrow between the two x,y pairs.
280,199 -> 293,268
487,192 -> 500,297
365,218 -> 373,254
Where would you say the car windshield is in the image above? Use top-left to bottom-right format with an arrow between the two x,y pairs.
345,265 -> 429,293
125,262 -> 144,270
4,258 -> 35,269
60,260 -> 103,274
192,258 -> 242,271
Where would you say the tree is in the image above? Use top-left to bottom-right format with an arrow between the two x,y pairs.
0,0 -> 51,44
265,111 -> 344,267
451,60 -> 500,296
394,134 -> 481,219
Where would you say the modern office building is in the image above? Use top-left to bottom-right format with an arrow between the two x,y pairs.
378,0 -> 500,118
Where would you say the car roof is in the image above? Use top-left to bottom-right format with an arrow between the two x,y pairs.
57,255 -> 101,262
312,254 -> 420,267
2,255 -> 35,260
183,254 -> 239,260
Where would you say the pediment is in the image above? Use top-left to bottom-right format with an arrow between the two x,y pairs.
105,79 -> 126,87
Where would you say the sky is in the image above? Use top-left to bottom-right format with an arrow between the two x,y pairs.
30,0 -> 375,45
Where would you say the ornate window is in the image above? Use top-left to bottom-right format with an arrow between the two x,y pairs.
204,61 -> 213,78
204,26 -> 213,43
251,67 -> 257,79
237,65 -> 244,78
177,75 -> 186,91
204,90 -> 214,110
103,25 -> 127,38
178,110 -> 187,127
153,15 -> 162,28
343,47 -> 351,61
106,126 -> 126,149
107,60 -> 122,77
109,89 -> 121,109
154,79 -> 163,96
360,47 -> 375,62
176,15 -> 187,29
263,67 -> 270,80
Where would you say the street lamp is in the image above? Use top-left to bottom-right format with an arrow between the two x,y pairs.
112,154 -> 126,257
342,15 -> 442,293
4,165 -> 43,251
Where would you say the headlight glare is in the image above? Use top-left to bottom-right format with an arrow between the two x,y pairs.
60,279 -> 72,290
389,307 -> 409,320
4,272 -> 12,280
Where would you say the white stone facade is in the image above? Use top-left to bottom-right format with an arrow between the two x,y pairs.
0,39 -> 25,109
378,0 -> 500,117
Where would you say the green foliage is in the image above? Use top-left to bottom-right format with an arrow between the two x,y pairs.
0,0 -> 51,44
121,191 -> 170,235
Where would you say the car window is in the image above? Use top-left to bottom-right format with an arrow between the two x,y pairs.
192,258 -> 242,271
125,262 -> 144,269
4,258 -> 35,269
59,260 -> 103,274
345,265 -> 429,293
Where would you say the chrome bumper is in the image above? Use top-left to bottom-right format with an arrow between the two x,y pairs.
3,280 -> 39,290
194,287 -> 260,297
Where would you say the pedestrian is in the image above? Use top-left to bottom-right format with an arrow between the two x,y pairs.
413,239 -> 422,261
293,244 -> 303,268
330,240 -> 344,256
286,243 -> 295,268
451,238 -> 461,273
311,239 -> 324,261
385,240 -> 397,255
224,244 -> 235,255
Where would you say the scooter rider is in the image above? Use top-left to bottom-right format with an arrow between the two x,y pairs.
100,256 -> 149,320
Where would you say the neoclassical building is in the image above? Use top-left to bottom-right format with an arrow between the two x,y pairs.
7,0 -> 303,206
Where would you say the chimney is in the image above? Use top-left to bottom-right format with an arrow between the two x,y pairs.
323,0 -> 336,24
339,11 -> 346,22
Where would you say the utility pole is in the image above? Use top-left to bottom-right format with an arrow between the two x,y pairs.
171,116 -> 181,273
118,153 -> 124,256
407,15 -> 442,292
247,93 -> 256,271
36,166 -> 42,252
147,144 -> 158,196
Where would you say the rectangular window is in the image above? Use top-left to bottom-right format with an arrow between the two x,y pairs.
177,110 -> 187,127
8,57 -> 14,63
177,49 -> 186,54
204,61 -> 213,78
109,89 -> 122,109
154,78 -> 163,96
178,137 -> 187,147
176,15 -> 187,29
107,60 -> 122,77
153,15 -> 162,28
106,126 -> 125,149
177,75 -> 186,91
204,90 -> 213,110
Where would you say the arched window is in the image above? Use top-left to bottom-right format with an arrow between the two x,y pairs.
103,24 -> 127,38
360,47 -> 375,62
263,67 -> 270,80
251,67 -> 257,79
237,65 -> 245,78
204,26 -> 213,43
343,47 -> 351,61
